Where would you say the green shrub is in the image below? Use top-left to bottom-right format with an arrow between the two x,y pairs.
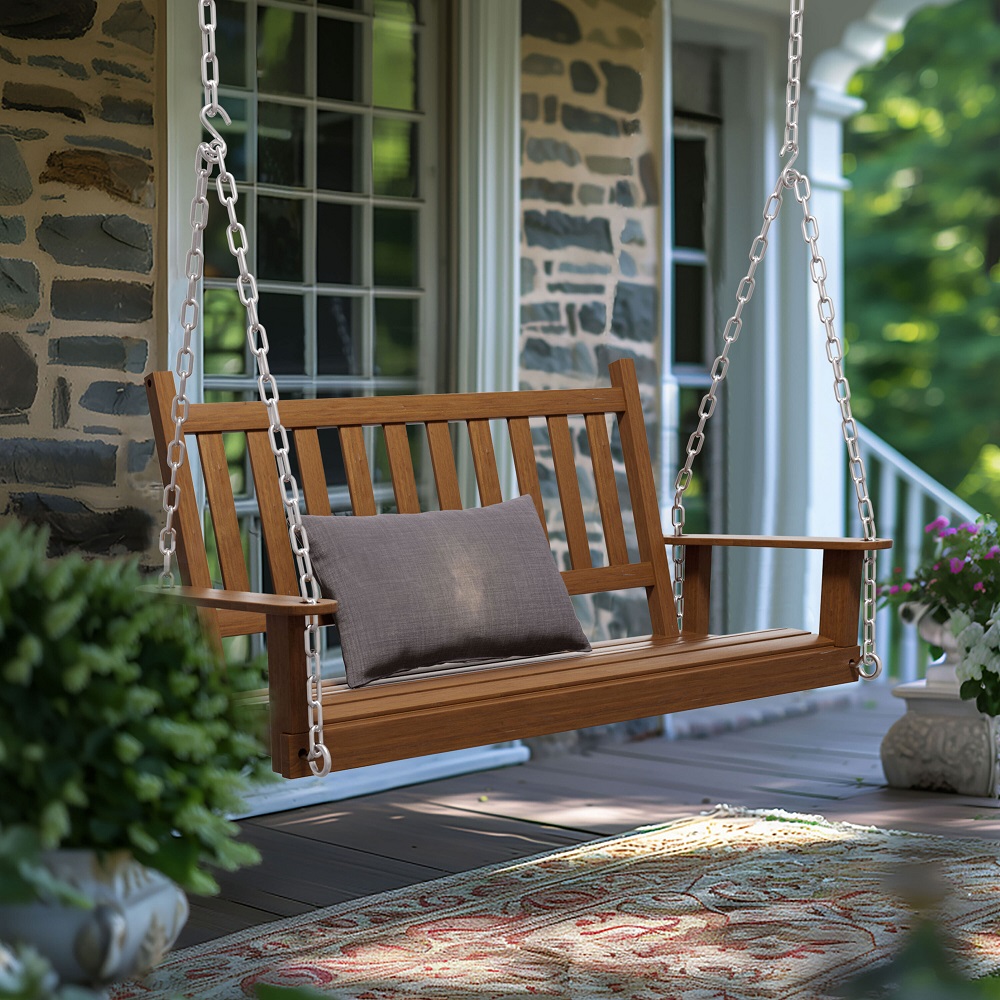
0,522 -> 266,894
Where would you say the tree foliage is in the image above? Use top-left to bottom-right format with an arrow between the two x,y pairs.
843,0 -> 1000,515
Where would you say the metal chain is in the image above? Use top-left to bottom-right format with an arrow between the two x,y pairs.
669,0 -> 882,680
158,0 -> 332,775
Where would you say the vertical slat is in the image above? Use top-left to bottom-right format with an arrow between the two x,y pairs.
608,359 -> 679,637
585,413 -> 629,565
198,432 -> 251,591
547,415 -> 592,570
383,424 -> 421,513
426,421 -> 463,510
339,425 -> 378,515
819,549 -> 864,647
294,429 -> 332,516
682,545 -> 712,636
266,614 -> 311,778
247,431 -> 300,595
507,417 -> 547,538
468,419 -> 503,506
145,372 -> 221,646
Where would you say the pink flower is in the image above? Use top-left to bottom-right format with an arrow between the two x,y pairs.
888,585 -> 900,595
933,563 -> 941,571
949,558 -> 965,574
925,516 -> 950,534
902,583 -> 913,592
959,522 -> 980,534
987,546 -> 1000,560
941,527 -> 959,537
974,581 -> 986,592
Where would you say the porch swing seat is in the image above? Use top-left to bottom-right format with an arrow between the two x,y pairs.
147,358 -> 890,779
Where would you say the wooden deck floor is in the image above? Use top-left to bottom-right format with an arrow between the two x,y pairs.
182,685 -> 1000,948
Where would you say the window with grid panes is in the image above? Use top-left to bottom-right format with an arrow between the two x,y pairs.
200,0 -> 442,666
671,43 -> 724,536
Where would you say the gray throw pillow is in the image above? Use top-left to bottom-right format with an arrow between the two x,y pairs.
300,495 -> 591,688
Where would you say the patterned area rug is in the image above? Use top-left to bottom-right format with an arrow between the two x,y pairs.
112,808 -> 1000,999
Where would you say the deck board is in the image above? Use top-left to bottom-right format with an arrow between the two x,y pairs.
181,684 -> 1000,948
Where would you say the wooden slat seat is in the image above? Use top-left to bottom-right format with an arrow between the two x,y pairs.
145,359 -> 891,780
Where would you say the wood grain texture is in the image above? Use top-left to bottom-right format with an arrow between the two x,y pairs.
585,413 -> 629,566
608,360 -> 678,637
819,549 -> 865,647
247,431 -> 300,596
153,586 -> 337,616
426,422 -> 463,510
383,424 -> 421,513
670,535 -> 893,551
198,433 -> 251,592
507,417 -> 547,537
467,420 -> 504,506
293,429 -> 333,516
547,414 -> 592,570
266,615 -> 312,769
680,545 -> 712,636
339,425 -> 377,516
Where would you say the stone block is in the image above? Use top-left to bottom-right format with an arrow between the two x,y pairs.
561,104 -> 619,136
0,135 -> 33,204
578,184 -> 604,206
40,148 -> 154,205
521,178 -> 573,205
0,1 -> 97,40
559,262 -> 611,275
610,282 -> 657,342
570,61 -> 598,94
0,438 -> 116,487
37,214 -> 153,272
543,95 -> 557,124
521,0 -> 580,44
100,95 -> 153,126
610,180 -> 635,207
521,258 -> 536,293
0,216 -> 26,243
521,337 -> 596,377
621,219 -> 645,245
638,152 -> 659,206
620,250 -> 637,277
0,258 -> 40,317
578,302 -> 607,334
2,82 -> 88,122
91,58 -> 149,82
6,492 -> 152,556
52,376 -> 70,427
525,137 -> 580,166
521,93 -> 539,121
127,438 -> 154,473
0,331 -> 37,413
65,134 -> 151,160
51,279 -> 153,323
102,1 -> 155,54
586,27 -> 643,50
522,54 -> 563,76
79,380 -> 148,415
600,60 -> 643,113
524,210 -> 613,254
520,302 -> 561,325
546,282 -> 605,295
595,343 -> 657,384
0,125 -> 47,141
585,155 -> 632,175
27,54 -> 88,79
49,335 -> 148,371
605,0 -> 656,16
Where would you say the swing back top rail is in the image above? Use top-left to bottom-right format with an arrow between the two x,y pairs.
146,358 -> 890,779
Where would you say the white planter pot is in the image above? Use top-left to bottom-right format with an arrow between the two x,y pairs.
0,850 -> 188,987
899,602 -> 962,692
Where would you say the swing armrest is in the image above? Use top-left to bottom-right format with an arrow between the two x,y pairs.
148,586 -> 338,618
663,534 -> 892,551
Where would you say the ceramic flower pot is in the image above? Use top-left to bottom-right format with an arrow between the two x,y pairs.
898,602 -> 962,693
0,850 -> 188,987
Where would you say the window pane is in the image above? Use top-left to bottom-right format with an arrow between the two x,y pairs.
317,17 -> 361,103
216,0 -> 247,89
317,424 -> 348,487
258,196 -> 304,281
374,297 -> 418,376
373,118 -> 418,197
204,288 -> 247,375
317,295 -> 362,375
202,97 -> 249,183
203,192 -> 253,279
373,207 -> 418,287
317,110 -> 362,193
320,0 -> 361,8
375,0 -> 421,20
673,263 -> 706,366
674,136 -> 707,250
256,7 -> 306,95
373,17 -> 417,111
316,202 -> 360,285
677,387 -> 713,534
258,102 -> 305,186
257,292 -> 305,373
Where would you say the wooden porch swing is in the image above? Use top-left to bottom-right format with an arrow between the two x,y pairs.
149,0 -> 891,780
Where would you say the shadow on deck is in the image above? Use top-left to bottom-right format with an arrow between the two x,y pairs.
182,684 -> 1000,947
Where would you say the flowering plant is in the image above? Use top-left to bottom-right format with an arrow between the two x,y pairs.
879,516 -> 1000,625
951,607 -> 1000,716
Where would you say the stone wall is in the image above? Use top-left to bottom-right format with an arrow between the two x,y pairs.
0,0 -> 162,557
519,0 -> 663,645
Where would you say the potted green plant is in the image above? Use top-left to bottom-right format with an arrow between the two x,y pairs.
0,521 -> 266,987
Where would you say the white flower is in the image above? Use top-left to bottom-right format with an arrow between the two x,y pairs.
959,622 -> 985,649
986,653 -> 1000,675
951,609 -> 973,636
957,658 -> 984,682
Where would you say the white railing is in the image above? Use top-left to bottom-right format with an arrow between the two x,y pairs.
852,423 -> 980,682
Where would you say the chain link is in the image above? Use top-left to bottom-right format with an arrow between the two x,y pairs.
669,0 -> 882,680
158,0 -> 332,775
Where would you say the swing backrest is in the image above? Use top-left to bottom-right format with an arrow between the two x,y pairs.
145,358 -> 678,644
